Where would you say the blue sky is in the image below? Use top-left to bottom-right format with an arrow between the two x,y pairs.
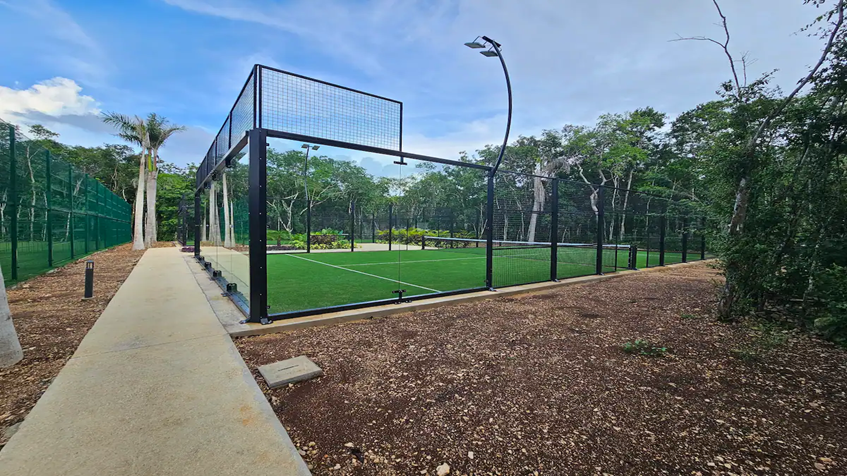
0,0 -> 828,176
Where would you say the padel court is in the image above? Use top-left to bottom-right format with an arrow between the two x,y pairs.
266,239 -> 686,314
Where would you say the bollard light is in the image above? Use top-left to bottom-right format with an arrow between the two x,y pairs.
84,260 -> 94,299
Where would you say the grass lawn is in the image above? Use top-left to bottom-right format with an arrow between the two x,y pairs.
266,246 -> 691,314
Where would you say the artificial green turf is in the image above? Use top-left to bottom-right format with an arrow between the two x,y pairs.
265,246 -> 693,314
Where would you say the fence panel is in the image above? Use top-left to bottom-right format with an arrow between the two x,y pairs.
1,120 -> 133,286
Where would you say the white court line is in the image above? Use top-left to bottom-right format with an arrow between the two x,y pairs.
284,254 -> 442,293
344,256 -> 485,267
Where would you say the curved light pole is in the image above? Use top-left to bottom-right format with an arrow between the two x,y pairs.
465,35 -> 511,290
465,36 -> 512,175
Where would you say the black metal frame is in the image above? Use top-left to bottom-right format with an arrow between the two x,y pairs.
193,65 -> 709,324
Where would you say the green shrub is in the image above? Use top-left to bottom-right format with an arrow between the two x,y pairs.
622,339 -> 668,357
811,265 -> 847,345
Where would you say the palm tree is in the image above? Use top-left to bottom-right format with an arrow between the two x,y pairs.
145,114 -> 185,246
0,263 -> 23,368
102,112 -> 149,250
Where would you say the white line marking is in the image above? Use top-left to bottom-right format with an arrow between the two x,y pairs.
284,254 -> 442,293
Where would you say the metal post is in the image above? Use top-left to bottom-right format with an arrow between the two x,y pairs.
247,128 -> 269,324
350,200 -> 355,252
550,178 -> 559,281
306,200 -> 312,253
8,124 -> 18,281
194,193 -> 201,258
46,150 -> 53,267
388,204 -> 393,252
96,184 -> 101,250
629,244 -> 638,270
371,212 -> 375,243
485,173 -> 495,289
681,217 -> 688,263
595,186 -> 605,275
659,215 -> 666,266
84,175 -> 90,254
700,216 -> 706,260
68,165 -> 75,259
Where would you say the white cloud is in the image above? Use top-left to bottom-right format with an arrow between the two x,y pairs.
0,78 -> 99,119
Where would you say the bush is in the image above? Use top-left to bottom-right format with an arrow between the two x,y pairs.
811,265 -> 847,345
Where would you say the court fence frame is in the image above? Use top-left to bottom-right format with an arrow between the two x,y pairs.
194,65 -> 709,324
1,120 -> 133,286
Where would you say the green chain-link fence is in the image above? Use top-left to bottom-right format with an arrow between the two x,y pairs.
1,120 -> 132,286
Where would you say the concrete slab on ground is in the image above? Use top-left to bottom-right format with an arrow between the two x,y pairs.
259,356 -> 323,389
0,247 -> 310,476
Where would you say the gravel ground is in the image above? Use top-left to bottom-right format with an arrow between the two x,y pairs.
236,263 -> 847,476
0,244 -> 145,449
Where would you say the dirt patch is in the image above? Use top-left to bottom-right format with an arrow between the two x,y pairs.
236,264 -> 847,475
0,244 -> 144,449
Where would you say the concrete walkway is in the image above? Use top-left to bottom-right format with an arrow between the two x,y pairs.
0,248 -> 310,476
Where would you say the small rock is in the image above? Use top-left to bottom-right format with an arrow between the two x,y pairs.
815,463 -> 825,471
436,463 -> 450,475
344,442 -> 354,448
468,451 -> 474,460
333,463 -> 341,470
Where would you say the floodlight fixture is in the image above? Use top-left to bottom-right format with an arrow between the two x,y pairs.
301,143 -> 309,149
311,145 -> 320,150
464,36 -> 485,49
480,49 -> 498,57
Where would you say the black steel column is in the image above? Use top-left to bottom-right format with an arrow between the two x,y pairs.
350,200 -> 355,252
194,193 -> 201,258
681,217 -> 688,263
46,150 -> 53,267
595,186 -> 605,275
8,124 -> 18,281
659,215 -> 666,266
247,128 -> 269,324
485,173 -> 495,289
700,216 -> 707,260
388,204 -> 393,251
550,178 -> 559,281
371,212 -> 375,243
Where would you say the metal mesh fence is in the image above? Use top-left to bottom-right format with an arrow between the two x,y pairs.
259,67 -> 402,150
1,120 -> 132,286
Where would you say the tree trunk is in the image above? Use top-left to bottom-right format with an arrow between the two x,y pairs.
0,263 -> 23,368
209,182 -> 221,246
222,173 -> 233,248
132,152 -> 146,250
527,164 -> 545,243
144,150 -> 159,247
619,169 -> 634,240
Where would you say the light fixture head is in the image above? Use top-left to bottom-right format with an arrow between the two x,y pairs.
464,41 -> 485,49
312,145 -> 320,150
480,49 -> 499,57
301,143 -> 309,149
